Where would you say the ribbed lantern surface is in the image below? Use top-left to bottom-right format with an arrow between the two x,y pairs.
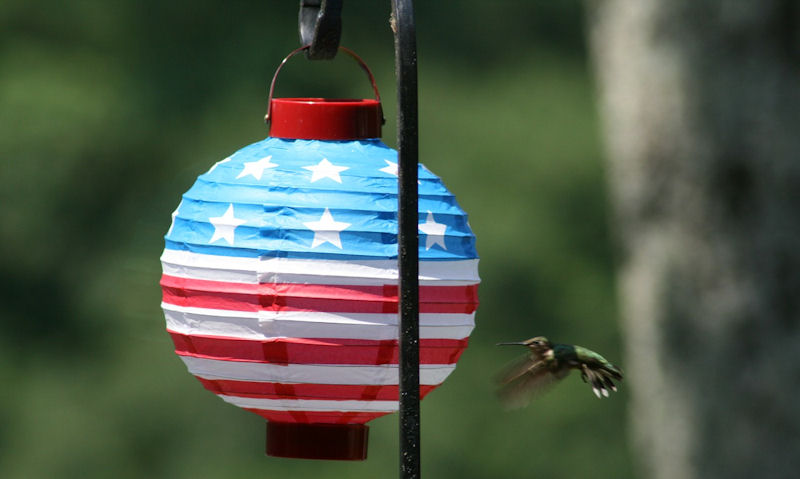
161,97 -> 478,460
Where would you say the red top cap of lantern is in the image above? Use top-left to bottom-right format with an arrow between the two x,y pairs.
265,46 -> 384,141
269,97 -> 382,140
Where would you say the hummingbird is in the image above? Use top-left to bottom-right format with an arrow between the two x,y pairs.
495,336 -> 623,408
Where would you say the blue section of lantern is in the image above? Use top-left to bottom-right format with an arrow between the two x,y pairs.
165,137 -> 477,261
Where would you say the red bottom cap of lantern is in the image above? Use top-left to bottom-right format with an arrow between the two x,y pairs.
266,422 -> 369,461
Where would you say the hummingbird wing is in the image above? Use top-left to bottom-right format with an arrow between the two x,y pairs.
495,354 -> 560,409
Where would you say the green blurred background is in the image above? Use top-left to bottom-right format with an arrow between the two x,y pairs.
0,1 -> 629,477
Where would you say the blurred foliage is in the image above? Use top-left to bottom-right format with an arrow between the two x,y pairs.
0,1 -> 631,478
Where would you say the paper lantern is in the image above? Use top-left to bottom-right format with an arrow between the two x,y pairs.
160,49 -> 479,460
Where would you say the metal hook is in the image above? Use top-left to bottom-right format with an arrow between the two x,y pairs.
298,0 -> 343,60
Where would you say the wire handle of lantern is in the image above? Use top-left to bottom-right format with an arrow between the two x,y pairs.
264,44 -> 385,124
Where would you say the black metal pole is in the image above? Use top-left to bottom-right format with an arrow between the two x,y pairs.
391,1 -> 420,478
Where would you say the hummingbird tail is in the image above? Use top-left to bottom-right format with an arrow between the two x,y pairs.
581,364 -> 622,399
603,363 -> 623,380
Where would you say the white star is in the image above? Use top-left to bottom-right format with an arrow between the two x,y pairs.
207,156 -> 232,174
208,204 -> 247,245
418,211 -> 447,250
379,159 -> 398,176
236,155 -> 278,180
379,159 -> 421,184
167,200 -> 183,236
302,158 -> 349,183
303,208 -> 351,249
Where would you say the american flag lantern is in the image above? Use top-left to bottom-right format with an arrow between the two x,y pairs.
160,47 -> 479,460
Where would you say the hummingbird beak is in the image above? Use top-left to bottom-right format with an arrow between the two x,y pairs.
496,341 -> 527,347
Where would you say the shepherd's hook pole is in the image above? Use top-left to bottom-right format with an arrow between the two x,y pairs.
392,1 -> 420,478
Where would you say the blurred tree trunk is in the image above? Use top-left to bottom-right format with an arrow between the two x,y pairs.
586,2 -> 800,478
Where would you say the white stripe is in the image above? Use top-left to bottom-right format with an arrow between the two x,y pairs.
161,249 -> 480,285
219,395 -> 398,412
161,249 -> 259,283
163,303 -> 475,340
181,356 -> 455,385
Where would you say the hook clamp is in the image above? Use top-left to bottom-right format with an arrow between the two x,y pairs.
298,0 -> 343,60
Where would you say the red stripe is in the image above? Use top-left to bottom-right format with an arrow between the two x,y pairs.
244,409 -> 390,425
198,378 -> 437,401
160,274 -> 478,314
170,332 -> 467,365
